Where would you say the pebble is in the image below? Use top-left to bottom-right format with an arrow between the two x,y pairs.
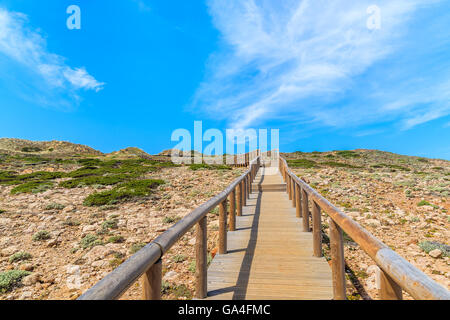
429,249 -> 442,258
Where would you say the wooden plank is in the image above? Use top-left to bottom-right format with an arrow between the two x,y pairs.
206,165 -> 333,300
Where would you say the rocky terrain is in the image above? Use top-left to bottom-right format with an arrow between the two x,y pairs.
0,142 -> 244,300
285,149 -> 449,299
0,140 -> 448,300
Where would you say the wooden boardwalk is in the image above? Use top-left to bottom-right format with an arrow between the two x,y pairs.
206,163 -> 333,300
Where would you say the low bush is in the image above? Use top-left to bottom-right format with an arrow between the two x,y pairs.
0,270 -> 31,293
45,203 -> 65,210
80,234 -> 103,249
336,150 -> 360,158
107,235 -> 125,244
9,252 -> 32,263
418,241 -> 450,257
129,242 -> 146,254
32,230 -> 51,241
189,163 -> 232,171
11,181 -> 54,194
83,179 -> 165,206
321,161 -> 361,169
287,159 -> 317,168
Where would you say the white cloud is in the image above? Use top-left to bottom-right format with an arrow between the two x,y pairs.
0,7 -> 104,104
192,0 -> 448,130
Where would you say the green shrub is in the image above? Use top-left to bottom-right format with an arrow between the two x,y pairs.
418,241 -> 450,257
9,252 -> 32,263
130,242 -> 146,254
45,202 -> 65,210
161,281 -> 192,299
107,235 -> 125,243
102,219 -> 118,230
32,230 -> 51,241
80,234 -> 102,249
21,147 -> 42,153
83,179 -> 165,206
189,163 -> 232,171
0,270 -> 31,293
287,159 -> 317,168
336,151 -> 360,158
63,219 -> 81,227
11,181 -> 54,194
1,171 -> 63,186
322,161 -> 360,169
172,254 -> 186,263
163,216 -> 180,224
417,200 -> 431,207
59,174 -> 135,189
0,209 -> 5,214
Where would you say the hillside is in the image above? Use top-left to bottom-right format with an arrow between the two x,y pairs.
0,142 -> 244,300
283,149 -> 449,299
0,142 -> 448,300
0,138 -> 102,157
106,147 -> 152,159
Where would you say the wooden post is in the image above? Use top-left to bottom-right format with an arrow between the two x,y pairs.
247,174 -> 251,198
295,184 -> 301,218
291,178 -> 296,207
379,270 -> 403,300
141,259 -> 162,300
195,216 -> 207,299
219,200 -> 227,254
288,176 -> 292,200
242,179 -> 247,206
329,218 -> 346,300
229,189 -> 236,231
237,183 -> 242,216
301,189 -> 310,232
312,201 -> 322,257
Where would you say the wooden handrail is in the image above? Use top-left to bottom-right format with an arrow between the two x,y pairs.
279,156 -> 450,300
78,153 -> 262,300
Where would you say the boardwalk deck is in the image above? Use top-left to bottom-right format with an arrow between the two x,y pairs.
206,163 -> 334,300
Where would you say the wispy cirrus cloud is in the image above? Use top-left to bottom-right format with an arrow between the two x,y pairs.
191,0 -> 450,132
0,8 -> 104,107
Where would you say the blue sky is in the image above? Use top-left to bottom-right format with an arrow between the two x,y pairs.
0,1 -> 449,159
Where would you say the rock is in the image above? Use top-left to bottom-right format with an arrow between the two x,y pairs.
83,246 -> 114,262
188,238 -> 196,246
429,249 -> 443,258
163,270 -> 178,281
1,245 -> 18,257
66,265 -> 80,275
0,218 -> 12,224
366,219 -> 381,228
91,260 -> 108,268
62,205 -> 75,213
66,275 -> 82,290
20,263 -> 34,271
22,273 -> 41,286
47,238 -> 59,248
82,225 -> 96,233
19,291 -> 33,300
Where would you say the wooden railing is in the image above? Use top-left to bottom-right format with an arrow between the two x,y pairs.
279,156 -> 450,300
78,153 -> 262,300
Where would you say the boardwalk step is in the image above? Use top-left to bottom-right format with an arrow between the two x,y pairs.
252,183 -> 286,192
